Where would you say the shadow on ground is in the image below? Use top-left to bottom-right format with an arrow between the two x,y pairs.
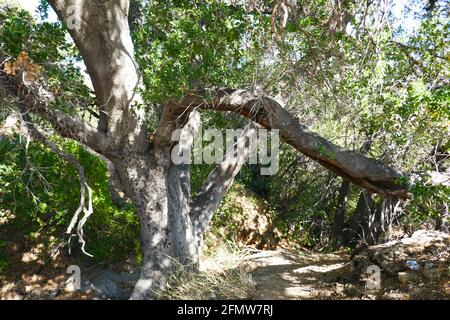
244,250 -> 358,299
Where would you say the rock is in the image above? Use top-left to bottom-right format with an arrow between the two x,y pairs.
50,289 -> 61,297
103,271 -> 122,283
4,292 -> 24,300
335,283 -> 345,295
83,269 -> 138,299
351,230 -> 450,276
398,271 -> 416,284
443,282 -> 450,295
119,270 -> 140,284
24,285 -> 34,293
1,282 -> 15,294
344,285 -> 364,297
75,258 -> 141,299
21,252 -> 39,263
422,268 -> 441,280
89,274 -> 118,298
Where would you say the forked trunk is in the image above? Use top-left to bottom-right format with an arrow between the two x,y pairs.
111,149 -> 200,299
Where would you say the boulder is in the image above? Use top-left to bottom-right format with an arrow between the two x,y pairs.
398,271 -> 416,284
351,230 -> 450,278
81,263 -> 140,299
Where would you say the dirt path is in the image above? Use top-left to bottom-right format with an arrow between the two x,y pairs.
245,250 -> 355,300
244,246 -> 449,300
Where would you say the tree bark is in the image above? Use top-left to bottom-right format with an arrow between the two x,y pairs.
345,192 -> 401,248
123,123 -> 257,299
332,180 -> 350,248
159,89 -> 410,198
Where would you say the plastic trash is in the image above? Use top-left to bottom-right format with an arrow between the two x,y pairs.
406,259 -> 420,271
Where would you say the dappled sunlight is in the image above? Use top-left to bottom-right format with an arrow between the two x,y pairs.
292,262 -> 347,275
245,250 -> 353,300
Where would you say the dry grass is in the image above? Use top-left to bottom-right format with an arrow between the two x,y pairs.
158,242 -> 257,300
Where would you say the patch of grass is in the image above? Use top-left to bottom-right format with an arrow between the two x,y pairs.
158,242 -> 256,300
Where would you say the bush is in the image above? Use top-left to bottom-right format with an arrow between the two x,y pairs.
0,136 -> 140,265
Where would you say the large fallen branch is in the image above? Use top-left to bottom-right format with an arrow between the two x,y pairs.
157,88 -> 410,198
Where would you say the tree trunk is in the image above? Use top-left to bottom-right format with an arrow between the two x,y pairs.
332,180 -> 350,248
107,146 -> 199,299
345,191 -> 401,248
110,122 -> 257,299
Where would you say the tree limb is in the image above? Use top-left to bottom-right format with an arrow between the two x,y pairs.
190,124 -> 259,236
47,0 -> 145,150
19,110 -> 94,257
0,71 -> 108,153
80,144 -> 131,207
159,88 -> 410,198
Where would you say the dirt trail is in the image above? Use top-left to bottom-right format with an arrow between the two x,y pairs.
245,250 -> 352,300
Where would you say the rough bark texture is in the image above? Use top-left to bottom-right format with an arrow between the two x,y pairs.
0,0 -> 411,299
332,180 -> 350,248
345,191 -> 401,248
